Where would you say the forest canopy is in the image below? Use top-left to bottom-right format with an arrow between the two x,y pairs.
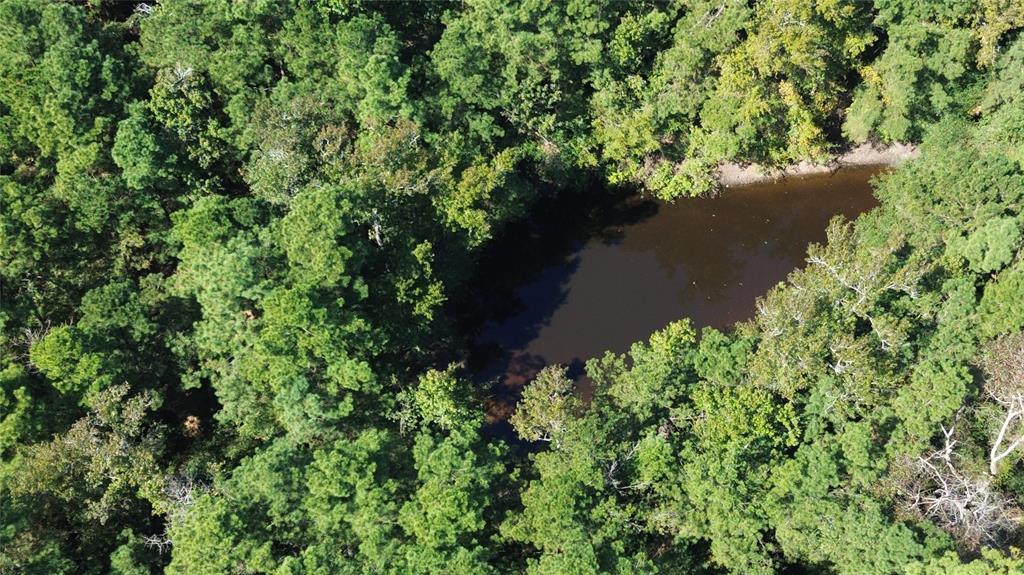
2,1 -> 1024,574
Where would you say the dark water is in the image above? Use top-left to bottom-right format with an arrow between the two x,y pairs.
468,166 -> 884,422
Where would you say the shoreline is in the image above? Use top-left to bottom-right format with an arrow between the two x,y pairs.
717,142 -> 919,187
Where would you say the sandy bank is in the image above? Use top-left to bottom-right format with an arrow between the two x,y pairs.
717,142 -> 919,187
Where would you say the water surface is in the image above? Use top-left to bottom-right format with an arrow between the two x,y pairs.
468,166 -> 883,421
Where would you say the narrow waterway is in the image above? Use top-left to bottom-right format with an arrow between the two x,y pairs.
467,166 -> 885,423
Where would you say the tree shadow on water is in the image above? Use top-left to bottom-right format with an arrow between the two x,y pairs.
590,193 -> 659,246
459,185 -> 656,319
459,185 -> 658,369
474,252 -> 583,352
457,184 -> 659,440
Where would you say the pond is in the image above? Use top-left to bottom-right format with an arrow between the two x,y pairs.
465,166 -> 885,424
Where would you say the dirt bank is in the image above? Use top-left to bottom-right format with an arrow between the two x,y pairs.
718,142 -> 919,187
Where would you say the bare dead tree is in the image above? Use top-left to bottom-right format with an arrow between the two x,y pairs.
701,5 -> 726,27
10,320 -> 52,363
605,439 -> 646,493
806,222 -> 925,351
171,63 -> 194,88
369,210 -> 384,247
144,474 -> 210,554
895,425 -> 1020,547
981,333 -> 1024,475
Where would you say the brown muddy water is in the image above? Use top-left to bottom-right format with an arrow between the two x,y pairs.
465,166 -> 885,424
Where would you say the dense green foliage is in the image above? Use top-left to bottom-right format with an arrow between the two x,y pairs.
2,1 -> 1024,573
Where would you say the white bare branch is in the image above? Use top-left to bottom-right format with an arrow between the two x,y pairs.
981,333 -> 1024,475
144,474 -> 210,554
896,425 -> 1021,547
